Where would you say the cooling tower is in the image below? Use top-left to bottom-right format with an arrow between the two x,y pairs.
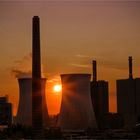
16,78 -> 49,127
57,74 -> 97,130
16,78 -> 32,126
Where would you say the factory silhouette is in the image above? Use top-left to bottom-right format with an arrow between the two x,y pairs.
16,16 -> 140,131
1,16 -> 140,138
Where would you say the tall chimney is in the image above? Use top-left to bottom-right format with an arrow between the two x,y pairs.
32,16 -> 41,78
32,16 -> 43,137
92,60 -> 97,82
129,56 -> 133,79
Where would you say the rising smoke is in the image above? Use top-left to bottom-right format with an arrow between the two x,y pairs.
11,53 -> 45,78
11,53 -> 32,78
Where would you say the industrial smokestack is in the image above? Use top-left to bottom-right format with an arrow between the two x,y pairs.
32,16 -> 43,136
32,16 -> 41,78
92,60 -> 97,82
129,56 -> 133,79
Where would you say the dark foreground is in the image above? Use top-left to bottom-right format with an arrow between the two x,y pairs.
0,125 -> 140,139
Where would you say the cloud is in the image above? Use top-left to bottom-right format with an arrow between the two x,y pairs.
70,63 -> 90,68
98,59 -> 128,70
47,78 -> 60,83
47,75 -> 61,83
75,54 -> 90,58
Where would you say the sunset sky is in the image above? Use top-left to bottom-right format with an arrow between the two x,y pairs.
0,0 -> 140,116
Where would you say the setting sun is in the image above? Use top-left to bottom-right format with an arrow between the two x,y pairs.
53,85 -> 62,92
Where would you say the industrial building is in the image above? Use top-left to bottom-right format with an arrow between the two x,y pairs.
90,60 -> 109,128
16,78 -> 49,127
0,96 -> 12,125
117,56 -> 140,127
57,74 -> 97,130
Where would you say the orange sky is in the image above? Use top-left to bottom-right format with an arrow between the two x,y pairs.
0,1 -> 140,116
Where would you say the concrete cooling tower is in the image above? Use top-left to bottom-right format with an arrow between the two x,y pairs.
16,78 -> 49,127
57,74 -> 97,130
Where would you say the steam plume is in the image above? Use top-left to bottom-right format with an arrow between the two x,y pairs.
11,53 -> 45,78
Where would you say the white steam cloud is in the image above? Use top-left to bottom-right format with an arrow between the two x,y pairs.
11,53 -> 45,78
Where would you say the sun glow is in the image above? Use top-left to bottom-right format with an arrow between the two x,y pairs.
53,85 -> 62,92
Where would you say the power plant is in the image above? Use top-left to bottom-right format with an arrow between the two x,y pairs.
14,16 -> 140,138
57,74 -> 97,130
90,60 -> 109,128
16,78 -> 49,127
117,56 -> 140,127
0,96 -> 12,125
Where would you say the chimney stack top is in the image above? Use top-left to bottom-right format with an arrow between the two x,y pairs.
33,16 -> 39,18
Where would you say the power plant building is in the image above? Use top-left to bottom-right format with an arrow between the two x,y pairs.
57,74 -> 97,130
0,96 -> 12,125
16,78 -> 49,127
95,80 -> 109,115
135,78 -> 140,116
117,56 -> 140,127
90,60 -> 109,128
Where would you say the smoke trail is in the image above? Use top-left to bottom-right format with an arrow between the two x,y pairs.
11,53 -> 45,78
11,53 -> 32,78
11,69 -> 32,78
